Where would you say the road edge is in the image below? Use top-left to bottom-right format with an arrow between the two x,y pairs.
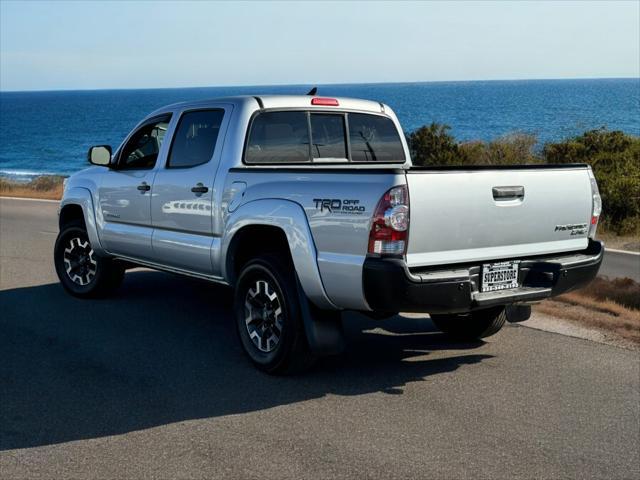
606,248 -> 640,256
0,196 -> 60,204
521,312 -> 639,351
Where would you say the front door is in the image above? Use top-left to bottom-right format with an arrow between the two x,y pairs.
98,114 -> 171,259
150,107 -> 230,274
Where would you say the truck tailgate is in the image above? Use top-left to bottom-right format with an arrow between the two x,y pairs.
405,166 -> 593,267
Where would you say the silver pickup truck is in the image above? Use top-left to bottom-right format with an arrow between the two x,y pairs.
55,94 -> 603,373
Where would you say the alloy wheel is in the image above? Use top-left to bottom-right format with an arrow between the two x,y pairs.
244,279 -> 284,352
63,237 -> 97,286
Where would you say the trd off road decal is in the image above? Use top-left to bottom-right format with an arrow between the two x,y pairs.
313,198 -> 365,215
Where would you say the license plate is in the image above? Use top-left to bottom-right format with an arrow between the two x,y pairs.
481,261 -> 520,292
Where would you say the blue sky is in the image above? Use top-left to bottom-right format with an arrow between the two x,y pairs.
1,1 -> 638,91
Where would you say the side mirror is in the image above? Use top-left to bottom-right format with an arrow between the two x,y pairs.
88,145 -> 112,166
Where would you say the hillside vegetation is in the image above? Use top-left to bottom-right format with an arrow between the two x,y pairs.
407,125 -> 639,235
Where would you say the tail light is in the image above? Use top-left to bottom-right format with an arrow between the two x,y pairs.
587,168 -> 601,238
368,185 -> 409,256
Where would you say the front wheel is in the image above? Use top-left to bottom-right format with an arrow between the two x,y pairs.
430,307 -> 507,341
54,222 -> 124,298
234,255 -> 315,374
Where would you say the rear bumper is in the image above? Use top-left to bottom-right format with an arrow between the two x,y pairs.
362,239 -> 604,314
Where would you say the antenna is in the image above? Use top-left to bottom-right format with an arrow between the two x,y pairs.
306,87 -> 318,96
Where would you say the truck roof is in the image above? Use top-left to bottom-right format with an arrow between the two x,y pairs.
149,95 -> 387,117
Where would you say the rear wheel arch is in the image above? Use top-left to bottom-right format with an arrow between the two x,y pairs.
220,199 -> 336,311
227,224 -> 293,286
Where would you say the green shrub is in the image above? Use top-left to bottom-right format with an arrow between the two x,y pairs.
459,133 -> 540,165
544,128 -> 640,235
407,123 -> 462,166
407,123 -> 539,166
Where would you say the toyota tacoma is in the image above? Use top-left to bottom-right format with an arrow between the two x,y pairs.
54,94 -> 604,373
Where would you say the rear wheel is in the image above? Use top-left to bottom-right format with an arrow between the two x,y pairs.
431,306 -> 507,341
54,222 -> 124,298
234,255 -> 314,374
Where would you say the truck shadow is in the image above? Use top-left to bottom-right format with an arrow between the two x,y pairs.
0,271 -> 492,450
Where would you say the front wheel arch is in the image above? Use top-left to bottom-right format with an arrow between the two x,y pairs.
59,204 -> 85,230
60,187 -> 105,256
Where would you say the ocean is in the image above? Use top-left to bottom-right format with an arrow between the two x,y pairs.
0,78 -> 638,179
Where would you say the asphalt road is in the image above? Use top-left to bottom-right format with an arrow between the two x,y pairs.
1,197 -> 639,479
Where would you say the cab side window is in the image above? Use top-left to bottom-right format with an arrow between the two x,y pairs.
118,117 -> 170,170
245,111 -> 310,164
348,113 -> 405,162
167,109 -> 225,168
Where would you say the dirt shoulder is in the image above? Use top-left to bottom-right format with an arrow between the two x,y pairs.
0,176 -> 64,201
532,276 -> 640,349
597,230 -> 640,252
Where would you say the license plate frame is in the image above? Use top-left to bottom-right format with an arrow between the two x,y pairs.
481,261 -> 520,293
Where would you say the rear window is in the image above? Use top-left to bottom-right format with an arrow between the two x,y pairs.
348,113 -> 406,162
244,110 -> 405,164
310,114 -> 347,159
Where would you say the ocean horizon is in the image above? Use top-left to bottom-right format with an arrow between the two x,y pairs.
1,78 -> 638,179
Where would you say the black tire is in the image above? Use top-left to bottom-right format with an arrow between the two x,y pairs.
430,306 -> 507,341
234,255 -> 315,374
54,221 -> 124,298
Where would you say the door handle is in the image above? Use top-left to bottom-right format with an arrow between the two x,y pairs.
137,182 -> 151,192
191,183 -> 209,194
492,186 -> 524,200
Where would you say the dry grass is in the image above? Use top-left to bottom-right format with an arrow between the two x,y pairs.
0,176 -> 65,200
575,276 -> 640,310
535,276 -> 640,345
596,229 -> 639,252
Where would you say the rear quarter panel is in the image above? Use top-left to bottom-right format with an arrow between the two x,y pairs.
222,169 -> 404,309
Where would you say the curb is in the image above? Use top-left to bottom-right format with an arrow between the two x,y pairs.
605,248 -> 640,256
0,196 -> 60,204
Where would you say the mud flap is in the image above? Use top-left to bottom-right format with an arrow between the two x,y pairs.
296,278 -> 345,355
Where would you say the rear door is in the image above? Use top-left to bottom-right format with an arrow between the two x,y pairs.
150,106 -> 231,274
405,166 -> 593,267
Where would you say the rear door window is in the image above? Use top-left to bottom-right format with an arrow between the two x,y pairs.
348,113 -> 405,162
245,111 -> 310,163
167,109 -> 224,168
310,114 -> 347,160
